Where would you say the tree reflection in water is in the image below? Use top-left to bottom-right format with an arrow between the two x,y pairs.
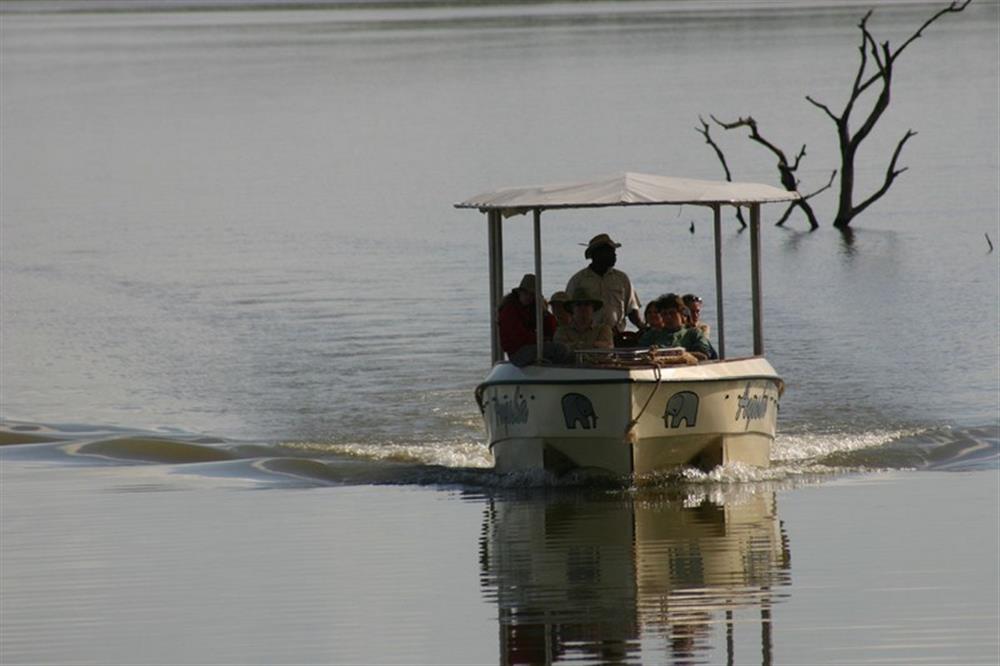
479,488 -> 791,665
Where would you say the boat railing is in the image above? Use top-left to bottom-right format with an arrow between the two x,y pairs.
574,346 -> 699,369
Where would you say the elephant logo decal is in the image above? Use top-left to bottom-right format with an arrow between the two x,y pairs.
664,391 -> 699,428
562,393 -> 598,430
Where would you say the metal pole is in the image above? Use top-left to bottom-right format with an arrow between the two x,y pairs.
487,210 -> 501,365
494,214 -> 504,363
533,208 -> 544,364
713,204 -> 726,360
750,203 -> 764,356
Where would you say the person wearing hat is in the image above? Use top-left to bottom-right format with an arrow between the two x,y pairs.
548,290 -> 572,327
554,287 -> 614,351
565,233 -> 642,337
638,295 -> 714,360
497,274 -> 573,366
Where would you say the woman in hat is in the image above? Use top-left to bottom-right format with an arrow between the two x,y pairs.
498,274 -> 571,366
554,287 -> 614,351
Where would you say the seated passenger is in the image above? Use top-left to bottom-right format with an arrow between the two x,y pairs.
549,290 -> 572,327
682,293 -> 711,338
644,300 -> 664,332
554,288 -> 614,351
681,293 -> 718,359
498,274 -> 573,367
638,295 -> 714,360
658,291 -> 680,305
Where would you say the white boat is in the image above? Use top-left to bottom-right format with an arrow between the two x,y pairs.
456,172 -> 800,476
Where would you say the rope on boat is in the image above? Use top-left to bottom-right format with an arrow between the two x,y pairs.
624,365 -> 662,445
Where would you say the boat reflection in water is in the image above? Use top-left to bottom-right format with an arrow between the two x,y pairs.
479,488 -> 791,665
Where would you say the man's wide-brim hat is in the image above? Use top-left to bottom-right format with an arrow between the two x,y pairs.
564,287 -> 603,313
581,233 -> 622,259
549,290 -> 570,304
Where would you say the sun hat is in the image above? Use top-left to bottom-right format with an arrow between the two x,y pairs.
580,233 -> 622,259
563,287 -> 604,313
515,274 -> 537,294
549,290 -> 570,304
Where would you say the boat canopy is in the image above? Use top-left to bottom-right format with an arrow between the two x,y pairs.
456,171 -> 799,216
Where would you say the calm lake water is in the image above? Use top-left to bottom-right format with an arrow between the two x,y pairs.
1,1 -> 998,664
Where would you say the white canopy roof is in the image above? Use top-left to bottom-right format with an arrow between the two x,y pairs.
456,171 -> 800,215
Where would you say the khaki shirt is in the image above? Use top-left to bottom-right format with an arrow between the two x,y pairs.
565,267 -> 640,333
554,323 -> 614,350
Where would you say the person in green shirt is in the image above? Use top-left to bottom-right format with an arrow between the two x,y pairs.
638,295 -> 713,360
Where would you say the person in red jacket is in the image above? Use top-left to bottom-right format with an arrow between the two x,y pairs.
498,274 -> 572,366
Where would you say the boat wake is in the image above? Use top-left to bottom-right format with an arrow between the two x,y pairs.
1,420 -> 996,490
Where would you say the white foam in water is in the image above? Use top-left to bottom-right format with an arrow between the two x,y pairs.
282,440 -> 494,469
278,424 -> 995,485
771,428 -> 924,462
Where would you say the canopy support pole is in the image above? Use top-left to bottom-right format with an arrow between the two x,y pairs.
713,204 -> 726,360
487,210 -> 504,365
533,208 -> 544,364
750,203 -> 764,356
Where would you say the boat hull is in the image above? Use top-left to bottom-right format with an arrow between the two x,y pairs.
477,358 -> 782,475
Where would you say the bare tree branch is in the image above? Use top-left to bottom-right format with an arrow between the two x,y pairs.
695,116 -> 746,228
775,171 -> 835,229
851,130 -> 917,218
858,0 -> 972,94
804,170 -> 838,202
805,95 -> 839,123
774,203 -> 797,227
790,145 -> 808,171
849,11 -> 875,101
707,115 -> 823,230
895,0 -> 971,55
711,115 -> 801,192
696,116 -> 734,181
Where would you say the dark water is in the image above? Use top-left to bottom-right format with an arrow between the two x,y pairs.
1,1 -> 998,663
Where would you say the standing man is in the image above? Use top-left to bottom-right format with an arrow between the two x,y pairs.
566,233 -> 643,336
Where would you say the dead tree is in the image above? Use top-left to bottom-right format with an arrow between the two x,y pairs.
699,115 -> 834,230
699,1 -> 971,229
807,0 -> 971,228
